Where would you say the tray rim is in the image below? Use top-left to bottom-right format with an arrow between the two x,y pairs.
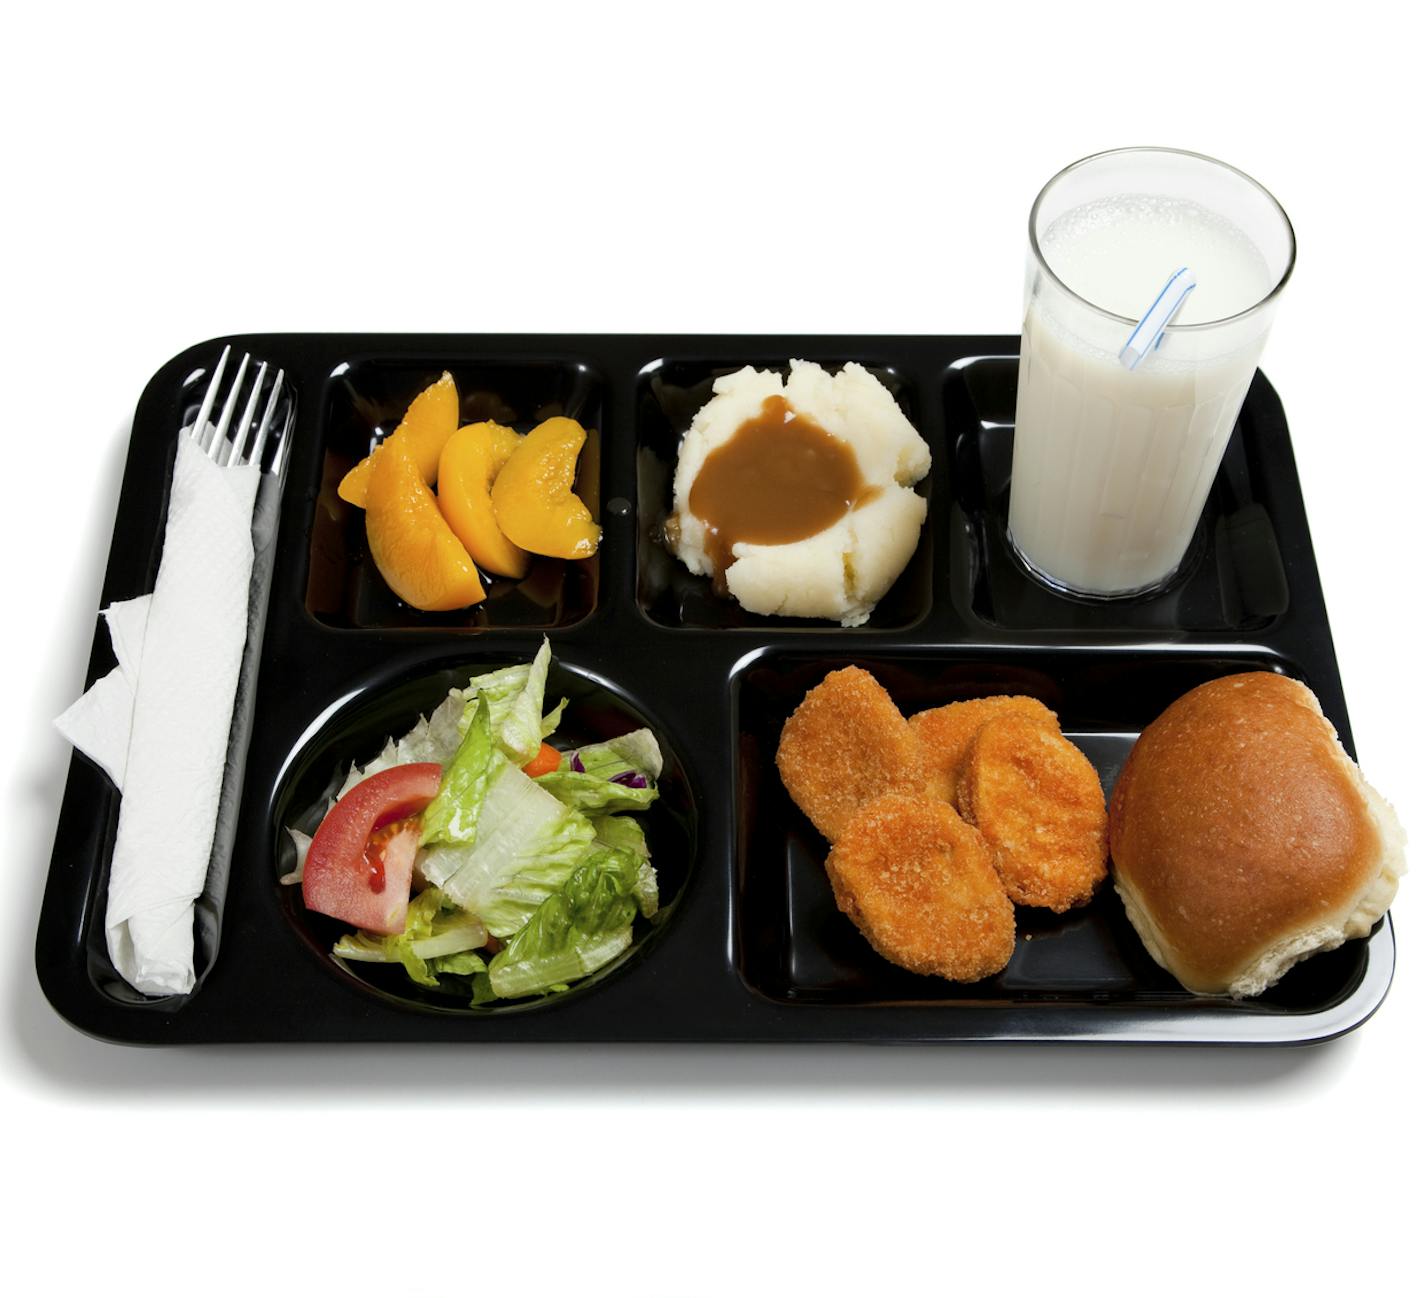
35,331 -> 1395,1048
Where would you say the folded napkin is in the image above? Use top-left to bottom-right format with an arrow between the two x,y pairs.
54,597 -> 150,789
56,435 -> 261,996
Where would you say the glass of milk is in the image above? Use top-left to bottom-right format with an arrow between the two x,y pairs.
1008,147 -> 1296,598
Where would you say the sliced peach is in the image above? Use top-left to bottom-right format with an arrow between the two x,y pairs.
490,417 -> 601,560
339,372 -> 460,508
365,436 -> 486,611
436,422 -> 531,579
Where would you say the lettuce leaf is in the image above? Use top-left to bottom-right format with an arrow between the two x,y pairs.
420,759 -> 596,937
461,637 -> 552,765
535,728 -> 664,813
569,729 -> 663,781
334,688 -> 467,801
469,972 -> 497,1006
420,697 -> 496,846
633,861 -> 659,921
591,814 -> 647,857
332,887 -> 488,988
487,847 -> 642,999
534,770 -> 658,814
592,815 -> 659,919
540,698 -> 568,738
432,951 -> 488,976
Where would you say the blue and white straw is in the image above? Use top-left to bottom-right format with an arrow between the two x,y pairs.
1119,267 -> 1196,370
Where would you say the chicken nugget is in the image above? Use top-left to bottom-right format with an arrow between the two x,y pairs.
910,695 -> 1059,805
826,793 -> 1014,981
776,666 -> 923,842
957,715 -> 1108,912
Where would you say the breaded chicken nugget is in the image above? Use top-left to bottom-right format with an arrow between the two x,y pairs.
957,715 -> 1108,912
826,793 -> 1015,981
776,666 -> 923,842
910,695 -> 1059,804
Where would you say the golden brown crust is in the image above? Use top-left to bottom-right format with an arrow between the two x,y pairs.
958,716 -> 1108,912
775,666 -> 924,842
910,696 -> 1059,805
1108,672 -> 1389,995
826,793 -> 1015,981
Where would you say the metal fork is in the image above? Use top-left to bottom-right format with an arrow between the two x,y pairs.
186,344 -> 291,472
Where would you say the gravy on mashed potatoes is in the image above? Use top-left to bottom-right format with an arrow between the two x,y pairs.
667,361 -> 930,625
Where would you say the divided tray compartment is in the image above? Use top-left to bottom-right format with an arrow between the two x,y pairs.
274,651 -> 699,1016
947,355 -> 1293,634
635,355 -> 932,632
37,333 -> 1395,1045
733,646 -> 1372,1017
309,355 -> 603,630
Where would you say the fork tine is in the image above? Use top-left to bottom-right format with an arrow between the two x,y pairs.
189,345 -> 231,450
269,389 -> 293,477
223,361 -> 268,468
248,367 -> 285,469
208,353 -> 250,462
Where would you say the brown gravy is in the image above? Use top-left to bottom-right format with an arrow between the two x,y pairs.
687,396 -> 876,588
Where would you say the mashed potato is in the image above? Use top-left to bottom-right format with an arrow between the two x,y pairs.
668,361 -> 930,626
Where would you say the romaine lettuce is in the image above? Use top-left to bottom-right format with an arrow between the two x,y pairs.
334,688 -> 467,801
534,770 -> 658,814
431,951 -> 488,976
332,887 -> 488,987
487,847 -> 643,999
569,729 -> 663,781
420,697 -> 496,846
535,728 -> 664,813
592,815 -> 659,919
461,637 -> 553,765
421,760 -> 596,937
591,814 -> 647,857
540,698 -> 568,738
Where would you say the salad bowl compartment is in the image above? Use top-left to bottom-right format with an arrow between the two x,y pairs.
273,651 -> 698,1015
37,333 -> 1395,1045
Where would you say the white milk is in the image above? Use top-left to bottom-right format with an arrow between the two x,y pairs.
1009,195 -> 1276,596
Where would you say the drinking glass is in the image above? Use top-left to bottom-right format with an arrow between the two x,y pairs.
1008,147 -> 1296,598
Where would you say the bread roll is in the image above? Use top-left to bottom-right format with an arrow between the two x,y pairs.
1109,673 -> 1405,998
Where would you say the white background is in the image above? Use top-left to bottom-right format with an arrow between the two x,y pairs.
3,2 -> 1419,1293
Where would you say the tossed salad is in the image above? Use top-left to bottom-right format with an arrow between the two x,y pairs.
282,641 -> 661,1004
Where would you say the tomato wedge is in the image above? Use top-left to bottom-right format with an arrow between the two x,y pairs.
302,763 -> 442,935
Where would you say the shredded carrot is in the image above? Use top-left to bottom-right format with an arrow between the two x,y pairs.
522,742 -> 562,778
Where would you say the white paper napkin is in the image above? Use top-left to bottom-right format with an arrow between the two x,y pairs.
55,597 -> 152,789
56,435 -> 260,996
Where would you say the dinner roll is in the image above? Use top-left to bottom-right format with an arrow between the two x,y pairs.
1109,673 -> 1405,998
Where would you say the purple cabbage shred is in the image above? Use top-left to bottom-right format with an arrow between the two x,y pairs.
610,770 -> 648,789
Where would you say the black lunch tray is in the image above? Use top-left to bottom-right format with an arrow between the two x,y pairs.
36,334 -> 1395,1045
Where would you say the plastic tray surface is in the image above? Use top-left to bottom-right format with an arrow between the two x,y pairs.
36,334 -> 1394,1045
